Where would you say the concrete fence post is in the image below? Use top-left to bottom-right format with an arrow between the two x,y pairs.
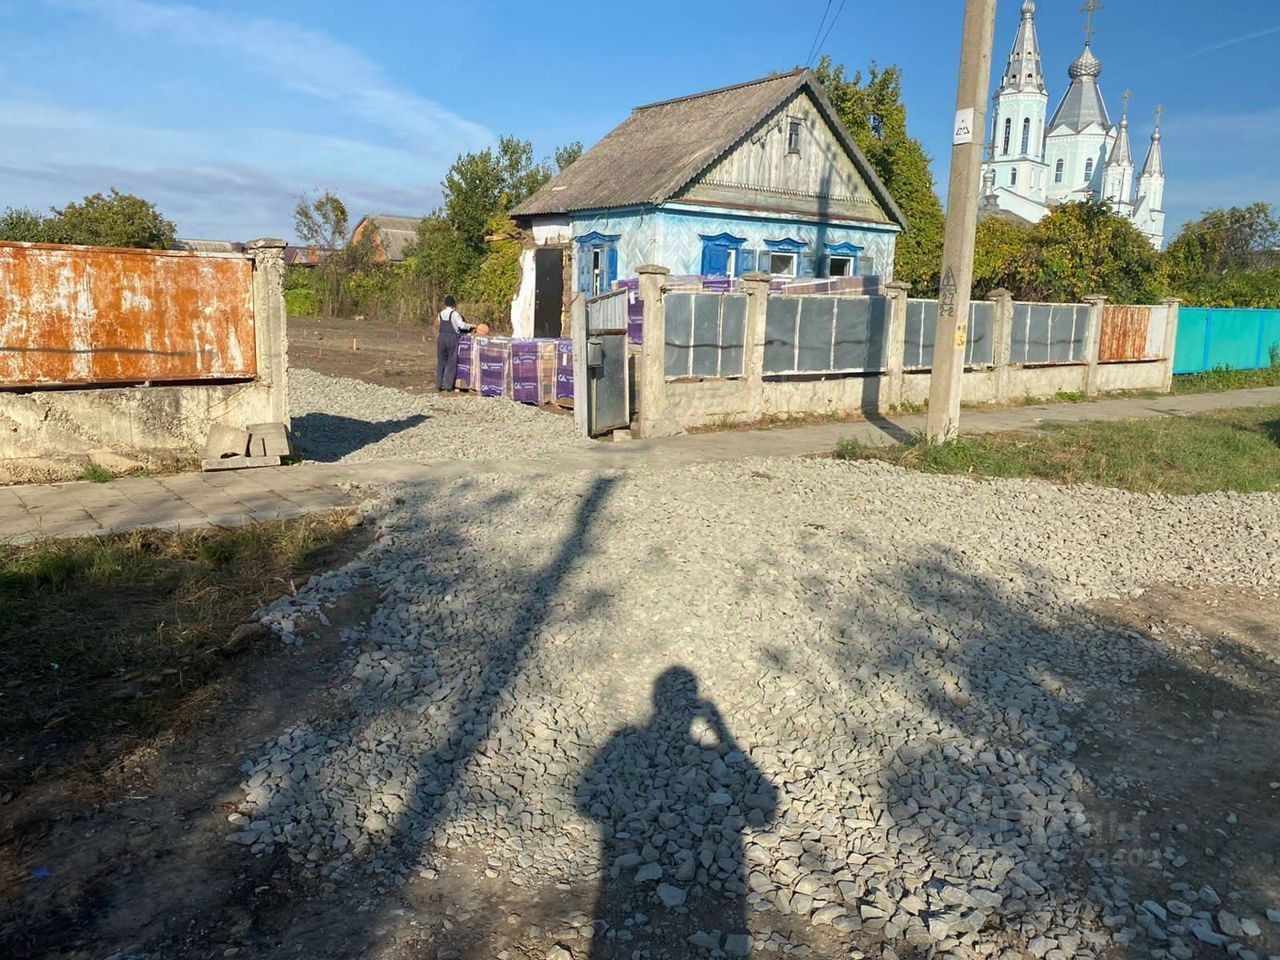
572,294 -> 589,438
245,238 -> 289,425
636,264 -> 671,439
881,281 -> 911,411
1160,297 -> 1182,393
739,272 -> 771,415
988,287 -> 1014,404
1082,294 -> 1107,397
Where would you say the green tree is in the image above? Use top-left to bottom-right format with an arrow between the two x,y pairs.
443,135 -> 556,259
463,214 -> 523,312
0,207 -> 50,242
1163,203 -> 1280,307
814,57 -> 946,293
554,141 -> 584,172
404,214 -> 478,296
40,189 -> 175,248
972,215 -> 1032,297
294,190 -> 349,248
1015,200 -> 1164,304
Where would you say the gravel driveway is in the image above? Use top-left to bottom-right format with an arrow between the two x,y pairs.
236,457 -> 1280,959
289,368 -> 583,464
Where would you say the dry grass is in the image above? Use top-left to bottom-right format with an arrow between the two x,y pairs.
0,513 -> 364,790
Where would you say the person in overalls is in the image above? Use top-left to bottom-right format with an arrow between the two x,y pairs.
436,295 -> 474,392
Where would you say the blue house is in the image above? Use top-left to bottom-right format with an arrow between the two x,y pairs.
509,68 -> 906,338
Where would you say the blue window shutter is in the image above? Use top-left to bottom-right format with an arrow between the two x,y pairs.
701,243 -> 729,276
739,249 -> 757,273
577,247 -> 591,294
607,245 -> 618,289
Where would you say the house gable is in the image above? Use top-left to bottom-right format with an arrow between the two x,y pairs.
677,90 -> 894,226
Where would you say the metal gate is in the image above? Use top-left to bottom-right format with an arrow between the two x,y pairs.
582,289 -> 630,436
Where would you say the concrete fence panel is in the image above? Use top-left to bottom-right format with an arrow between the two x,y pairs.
1010,302 -> 1090,365
905,300 -> 997,370
0,241 -> 256,388
763,295 -> 891,375
664,292 -> 747,379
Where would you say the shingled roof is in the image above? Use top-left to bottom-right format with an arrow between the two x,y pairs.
352,214 -> 423,262
511,69 -> 905,227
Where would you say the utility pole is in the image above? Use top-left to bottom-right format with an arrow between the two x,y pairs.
927,0 -> 998,442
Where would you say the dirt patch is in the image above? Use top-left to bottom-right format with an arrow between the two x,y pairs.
289,314 -> 441,396
1081,584 -> 1280,955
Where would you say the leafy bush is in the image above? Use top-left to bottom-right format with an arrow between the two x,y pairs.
284,286 -> 320,316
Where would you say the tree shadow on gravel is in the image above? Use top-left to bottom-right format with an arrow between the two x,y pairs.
292,411 -> 430,461
767,535 -> 1273,958
576,665 -> 778,958
2,474 -> 619,960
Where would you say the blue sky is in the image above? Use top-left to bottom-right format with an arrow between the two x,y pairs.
2,0 -> 1277,242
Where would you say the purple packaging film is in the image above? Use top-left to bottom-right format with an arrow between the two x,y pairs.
511,341 -> 540,404
478,342 -> 509,397
555,339 -> 574,401
455,336 -> 472,388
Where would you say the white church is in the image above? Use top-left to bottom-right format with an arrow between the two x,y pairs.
979,0 -> 1167,248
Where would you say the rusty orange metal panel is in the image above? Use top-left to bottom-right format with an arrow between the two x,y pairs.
0,241 -> 256,388
1098,304 -> 1152,363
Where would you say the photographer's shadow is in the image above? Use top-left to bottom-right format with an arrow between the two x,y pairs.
576,667 -> 777,957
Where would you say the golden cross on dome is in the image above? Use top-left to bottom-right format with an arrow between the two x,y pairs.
1081,0 -> 1103,43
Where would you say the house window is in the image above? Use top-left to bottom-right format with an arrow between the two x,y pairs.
591,249 -> 604,295
1002,118 -> 1012,155
700,232 -> 747,277
823,241 -> 863,278
1084,158 -> 1094,182
787,119 -> 802,155
768,252 -> 797,276
575,231 -> 620,295
1010,169 -> 1018,186
1055,159 -> 1064,183
1021,117 -> 1031,154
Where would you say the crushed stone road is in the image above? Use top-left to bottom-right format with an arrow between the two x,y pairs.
232,455 -> 1280,959
288,368 -> 584,465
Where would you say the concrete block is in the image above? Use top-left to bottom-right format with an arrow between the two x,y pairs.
204,424 -> 250,460
201,455 -> 282,472
246,422 -> 292,458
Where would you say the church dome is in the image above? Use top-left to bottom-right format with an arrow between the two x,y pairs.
1068,44 -> 1102,80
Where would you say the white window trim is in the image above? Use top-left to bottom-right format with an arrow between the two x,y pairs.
828,256 -> 853,278
769,252 -> 797,277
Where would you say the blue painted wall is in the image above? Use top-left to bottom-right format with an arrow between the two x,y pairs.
1173,307 -> 1280,374
567,204 -> 900,290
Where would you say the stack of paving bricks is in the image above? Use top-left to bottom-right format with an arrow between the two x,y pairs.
457,335 -> 567,405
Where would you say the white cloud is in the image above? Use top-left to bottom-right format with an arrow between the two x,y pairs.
52,0 -> 492,156
0,92 -> 447,238
2,0 -> 495,238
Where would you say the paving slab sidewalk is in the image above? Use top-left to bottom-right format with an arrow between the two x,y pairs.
2,386 -> 1277,544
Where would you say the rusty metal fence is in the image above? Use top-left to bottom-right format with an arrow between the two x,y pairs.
1098,304 -> 1169,363
0,241 -> 257,389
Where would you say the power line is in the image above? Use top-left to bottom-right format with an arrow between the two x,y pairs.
804,0 -> 835,67
809,0 -> 848,67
